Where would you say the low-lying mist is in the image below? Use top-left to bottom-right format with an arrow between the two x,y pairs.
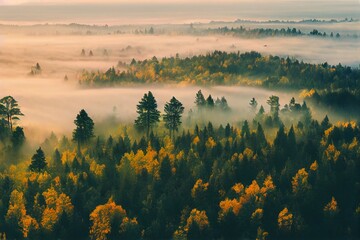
2,74 -> 343,144
1,31 -> 358,142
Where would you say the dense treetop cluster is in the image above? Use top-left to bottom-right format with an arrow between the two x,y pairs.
0,90 -> 359,239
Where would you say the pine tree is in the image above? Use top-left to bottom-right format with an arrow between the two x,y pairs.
0,96 -> 24,130
72,109 -> 95,147
163,96 -> 184,139
206,95 -> 215,109
249,97 -> 258,112
29,147 -> 47,172
195,90 -> 206,110
267,95 -> 280,117
134,91 -> 160,138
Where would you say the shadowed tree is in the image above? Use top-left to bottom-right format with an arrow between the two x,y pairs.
267,95 -> 280,116
195,90 -> 206,110
11,126 -> 25,149
0,96 -> 24,131
206,95 -> 215,109
163,96 -> 184,139
29,147 -> 47,172
72,109 -> 95,147
249,97 -> 258,112
134,91 -> 160,138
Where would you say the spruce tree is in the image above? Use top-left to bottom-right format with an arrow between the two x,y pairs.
72,109 -> 95,147
29,147 -> 47,172
134,91 -> 160,138
163,96 -> 184,139
194,90 -> 206,110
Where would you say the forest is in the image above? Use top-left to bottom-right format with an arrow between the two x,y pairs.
79,51 -> 360,117
1,0 -> 359,238
0,89 -> 359,239
79,51 -> 359,89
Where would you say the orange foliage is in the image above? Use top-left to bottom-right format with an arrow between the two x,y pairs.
310,160 -> 318,171
89,198 -> 127,240
41,187 -> 74,231
292,168 -> 310,194
324,197 -> 339,214
324,144 -> 341,162
191,179 -> 209,199
278,208 -> 293,231
205,137 -> 216,149
185,209 -> 209,232
6,190 -> 39,237
232,183 -> 244,195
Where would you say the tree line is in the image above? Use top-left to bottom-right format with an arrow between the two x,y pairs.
78,51 -> 359,91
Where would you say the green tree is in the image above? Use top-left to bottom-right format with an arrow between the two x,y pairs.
29,147 -> 47,172
249,97 -> 258,112
11,126 -> 25,149
163,97 -> 184,139
0,96 -> 24,131
195,90 -> 206,110
206,95 -> 215,109
267,95 -> 280,116
72,109 -> 95,147
134,91 -> 160,138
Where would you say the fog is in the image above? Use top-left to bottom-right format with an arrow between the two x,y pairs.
1,27 -> 359,141
0,2 -> 359,25
2,74 -> 298,140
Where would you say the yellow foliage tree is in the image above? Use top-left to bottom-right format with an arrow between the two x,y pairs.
89,198 -> 127,240
310,160 -> 318,171
278,208 -> 293,231
41,187 -> 74,231
205,137 -> 216,149
191,179 -> 209,199
291,168 -> 310,194
5,190 -> 39,238
260,175 -> 275,197
185,209 -> 209,232
232,183 -> 244,195
324,197 -> 339,214
324,144 -> 341,162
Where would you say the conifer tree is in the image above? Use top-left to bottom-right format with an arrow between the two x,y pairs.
29,147 -> 47,172
163,97 -> 184,139
0,96 -> 24,130
195,90 -> 206,110
72,109 -> 95,147
134,91 -> 160,138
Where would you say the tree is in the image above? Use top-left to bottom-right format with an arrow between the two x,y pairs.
29,147 -> 47,172
206,95 -> 215,109
249,97 -> 258,112
267,95 -> 280,117
219,97 -> 230,111
134,91 -> 160,138
72,109 -> 95,147
11,126 -> 25,149
163,97 -> 184,139
301,101 -> 312,126
195,90 -> 206,110
0,96 -> 24,131
89,198 -> 127,240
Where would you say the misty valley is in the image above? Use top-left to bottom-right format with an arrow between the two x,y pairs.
0,3 -> 360,240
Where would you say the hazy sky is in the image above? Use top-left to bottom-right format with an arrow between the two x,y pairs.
1,0 -> 358,4
0,0 -> 358,24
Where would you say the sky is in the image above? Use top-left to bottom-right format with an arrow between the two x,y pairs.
2,0 -> 239,4
1,0 -> 358,4
0,0 -> 358,24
